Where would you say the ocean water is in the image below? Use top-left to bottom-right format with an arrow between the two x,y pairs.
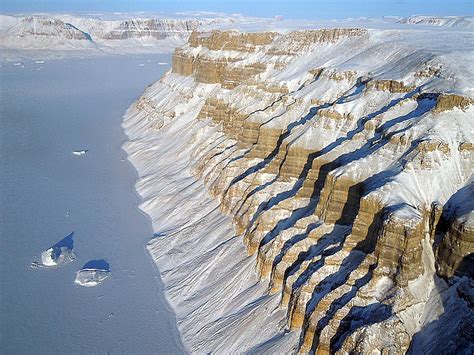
0,55 -> 185,353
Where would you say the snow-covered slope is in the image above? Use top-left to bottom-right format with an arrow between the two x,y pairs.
123,21 -> 473,354
0,13 -> 252,53
398,15 -> 474,28
0,16 -> 96,50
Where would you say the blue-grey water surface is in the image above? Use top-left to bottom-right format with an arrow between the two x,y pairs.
0,55 -> 185,354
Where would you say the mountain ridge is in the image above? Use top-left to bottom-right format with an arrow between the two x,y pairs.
123,25 -> 473,353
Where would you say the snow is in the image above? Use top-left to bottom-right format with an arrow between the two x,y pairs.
40,247 -> 75,267
72,149 -> 88,156
120,16 -> 473,352
2,10 -> 472,353
122,76 -> 300,353
75,265 -> 110,287
398,16 -> 474,28
31,232 -> 76,268
0,13 -> 259,57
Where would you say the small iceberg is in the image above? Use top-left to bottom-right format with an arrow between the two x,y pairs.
31,232 -> 76,268
72,149 -> 88,156
139,63 -> 145,67
13,62 -> 23,66
35,60 -> 45,64
158,62 -> 168,65
75,260 -> 110,287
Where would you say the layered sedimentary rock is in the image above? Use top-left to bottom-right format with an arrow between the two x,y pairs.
124,26 -> 474,354
0,14 -> 239,51
10,17 -> 91,40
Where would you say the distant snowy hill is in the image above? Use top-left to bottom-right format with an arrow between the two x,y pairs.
0,13 -> 248,53
398,15 -> 474,28
1,14 -> 472,55
0,16 -> 96,50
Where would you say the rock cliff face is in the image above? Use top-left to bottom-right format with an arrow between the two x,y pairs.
0,15 -> 239,52
124,27 -> 474,354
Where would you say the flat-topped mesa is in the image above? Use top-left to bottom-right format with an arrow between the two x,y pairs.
172,49 -> 268,86
268,28 -> 368,55
188,30 -> 277,51
172,29 -> 368,87
128,22 -> 474,354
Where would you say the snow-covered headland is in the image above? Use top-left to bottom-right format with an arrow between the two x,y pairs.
123,16 -> 474,353
0,12 -> 262,61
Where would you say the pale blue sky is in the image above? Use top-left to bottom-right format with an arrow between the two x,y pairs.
1,0 -> 473,19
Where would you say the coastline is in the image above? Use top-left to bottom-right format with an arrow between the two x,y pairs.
121,73 -> 299,353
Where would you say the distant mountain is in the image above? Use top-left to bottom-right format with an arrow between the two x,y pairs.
398,15 -> 474,28
0,14 -> 244,52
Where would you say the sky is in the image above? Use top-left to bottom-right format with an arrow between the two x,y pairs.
1,0 -> 473,19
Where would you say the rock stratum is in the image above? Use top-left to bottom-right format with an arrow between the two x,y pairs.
0,14 -> 241,52
123,25 -> 474,354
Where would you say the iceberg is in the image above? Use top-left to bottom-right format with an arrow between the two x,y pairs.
72,149 -> 88,156
75,260 -> 110,287
31,232 -> 76,268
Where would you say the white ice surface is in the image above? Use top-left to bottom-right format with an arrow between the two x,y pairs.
75,268 -> 110,287
1,55 -> 185,353
40,247 -> 75,267
72,149 -> 88,156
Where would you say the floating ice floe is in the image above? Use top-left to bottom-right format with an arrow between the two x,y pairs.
75,260 -> 110,287
72,149 -> 88,156
31,232 -> 76,268
139,63 -> 145,67
35,60 -> 45,64
158,62 -> 168,65
13,62 -> 22,66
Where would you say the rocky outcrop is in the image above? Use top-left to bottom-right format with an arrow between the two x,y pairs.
434,94 -> 473,113
98,18 -> 205,40
125,27 -> 474,354
189,30 -> 277,51
10,16 -> 91,40
436,182 -> 474,279
0,14 -> 239,52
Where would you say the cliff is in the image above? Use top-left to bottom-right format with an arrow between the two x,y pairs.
0,14 -> 240,52
123,26 -> 474,354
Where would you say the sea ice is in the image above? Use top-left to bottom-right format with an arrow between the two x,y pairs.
72,149 -> 88,156
158,62 -> 168,65
75,260 -> 110,287
31,232 -> 76,268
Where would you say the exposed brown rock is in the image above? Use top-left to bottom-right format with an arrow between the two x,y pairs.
434,93 -> 473,113
189,30 -> 277,51
366,79 -> 416,93
135,29 -> 474,354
